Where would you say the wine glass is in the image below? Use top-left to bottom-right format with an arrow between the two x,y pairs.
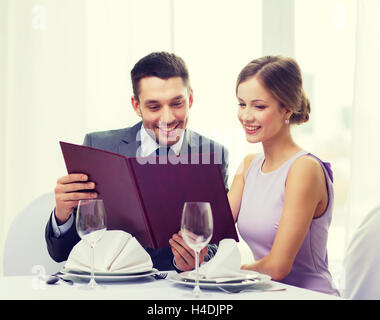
76,199 -> 107,289
181,202 -> 213,297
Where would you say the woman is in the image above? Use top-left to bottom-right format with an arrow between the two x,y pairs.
228,56 -> 339,295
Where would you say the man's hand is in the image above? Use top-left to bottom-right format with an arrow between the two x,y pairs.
54,173 -> 97,224
169,231 -> 208,271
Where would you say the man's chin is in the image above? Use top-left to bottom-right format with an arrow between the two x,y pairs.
157,136 -> 180,146
156,128 -> 184,146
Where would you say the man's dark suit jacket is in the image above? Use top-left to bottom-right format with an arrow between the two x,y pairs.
45,122 -> 229,271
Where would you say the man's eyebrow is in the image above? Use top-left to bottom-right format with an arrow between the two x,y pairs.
170,95 -> 185,101
144,99 -> 160,105
144,95 -> 185,105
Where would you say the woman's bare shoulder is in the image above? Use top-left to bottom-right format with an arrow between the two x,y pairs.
241,153 -> 258,177
288,154 -> 326,185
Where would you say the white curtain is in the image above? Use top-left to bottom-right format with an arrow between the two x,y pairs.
0,0 -> 174,274
0,0 -> 8,269
346,0 -> 380,243
0,0 -> 262,275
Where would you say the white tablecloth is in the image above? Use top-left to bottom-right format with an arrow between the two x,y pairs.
0,271 -> 341,300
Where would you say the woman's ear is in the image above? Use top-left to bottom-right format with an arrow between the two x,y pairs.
284,107 -> 293,122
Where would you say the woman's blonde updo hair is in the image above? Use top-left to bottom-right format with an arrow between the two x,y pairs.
236,56 -> 310,125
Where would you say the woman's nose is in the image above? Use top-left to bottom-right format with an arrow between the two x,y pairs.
239,107 -> 255,122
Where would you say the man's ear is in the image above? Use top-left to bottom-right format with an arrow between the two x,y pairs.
131,96 -> 142,117
188,88 -> 194,109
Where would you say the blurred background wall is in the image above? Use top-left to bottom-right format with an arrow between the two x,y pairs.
2,1 -> 380,291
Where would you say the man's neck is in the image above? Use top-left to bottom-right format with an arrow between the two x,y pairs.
139,125 -> 185,157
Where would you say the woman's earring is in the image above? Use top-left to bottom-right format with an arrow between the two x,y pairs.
285,119 -> 290,125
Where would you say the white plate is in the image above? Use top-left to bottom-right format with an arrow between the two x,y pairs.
61,268 -> 158,282
169,270 -> 271,289
178,269 -> 265,283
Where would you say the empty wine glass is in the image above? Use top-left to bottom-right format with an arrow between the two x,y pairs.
181,202 -> 213,297
76,199 -> 107,289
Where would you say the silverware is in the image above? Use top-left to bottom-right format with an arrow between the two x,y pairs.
46,272 -> 74,285
152,273 -> 168,280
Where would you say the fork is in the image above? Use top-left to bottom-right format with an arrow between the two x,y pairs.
152,273 -> 168,280
46,272 -> 74,285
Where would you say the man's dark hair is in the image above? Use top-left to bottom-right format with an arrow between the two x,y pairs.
131,52 -> 190,101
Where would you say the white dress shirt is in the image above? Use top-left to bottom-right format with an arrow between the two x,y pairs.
139,124 -> 184,157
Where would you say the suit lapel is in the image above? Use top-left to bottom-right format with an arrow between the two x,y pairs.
118,123 -> 201,158
118,122 -> 142,157
182,129 -> 201,155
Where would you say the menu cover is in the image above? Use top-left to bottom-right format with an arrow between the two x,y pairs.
59,141 -> 239,249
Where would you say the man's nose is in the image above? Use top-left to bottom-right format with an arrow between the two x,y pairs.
160,105 -> 176,125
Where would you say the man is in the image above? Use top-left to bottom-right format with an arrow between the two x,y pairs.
45,52 -> 229,271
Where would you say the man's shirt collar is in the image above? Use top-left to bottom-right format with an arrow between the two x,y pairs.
139,125 -> 184,157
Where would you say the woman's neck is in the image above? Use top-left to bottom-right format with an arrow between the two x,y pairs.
261,131 -> 301,173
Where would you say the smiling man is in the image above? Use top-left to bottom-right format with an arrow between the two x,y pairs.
45,52 -> 229,271
133,77 -> 190,144
131,56 -> 192,149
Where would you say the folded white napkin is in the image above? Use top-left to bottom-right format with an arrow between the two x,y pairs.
197,238 -> 243,279
65,230 -> 153,274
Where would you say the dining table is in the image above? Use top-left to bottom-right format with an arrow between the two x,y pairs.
0,270 -> 342,300
0,271 -> 343,318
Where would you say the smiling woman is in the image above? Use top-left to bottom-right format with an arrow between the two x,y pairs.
235,56 -> 310,151
227,55 -> 339,295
